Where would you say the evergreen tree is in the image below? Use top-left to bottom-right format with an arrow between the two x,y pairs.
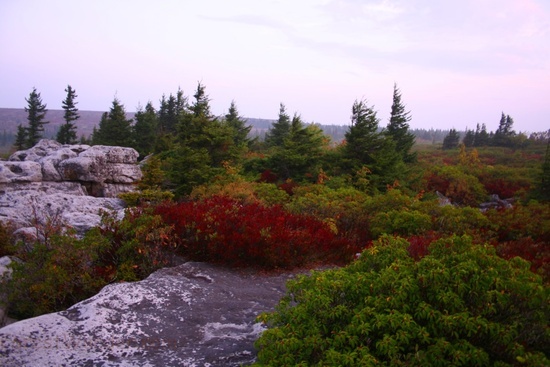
344,99 -> 383,166
269,114 -> 326,181
25,87 -> 49,148
14,124 -> 28,150
462,129 -> 475,147
177,83 -> 212,144
225,100 -> 252,148
442,128 -> 460,150
56,85 -> 80,144
158,89 -> 186,135
189,82 -> 211,118
386,84 -> 416,162
265,103 -> 291,147
92,98 -> 133,147
493,112 -> 516,147
133,101 -> 158,157
166,82 -> 237,196
474,123 -> 490,147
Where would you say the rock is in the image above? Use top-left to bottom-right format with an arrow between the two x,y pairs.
479,194 -> 514,211
0,189 -> 124,235
6,139 -> 142,197
436,191 -> 452,206
0,161 -> 42,183
0,262 -> 304,366
8,139 -> 63,162
0,140 -> 141,235
0,256 -> 15,328
39,147 -> 78,181
79,145 -> 140,164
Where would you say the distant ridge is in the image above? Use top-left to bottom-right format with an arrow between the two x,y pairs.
0,108 -> 116,138
0,108 -> 281,140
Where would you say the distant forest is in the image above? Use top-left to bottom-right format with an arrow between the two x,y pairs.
1,107 -> 539,154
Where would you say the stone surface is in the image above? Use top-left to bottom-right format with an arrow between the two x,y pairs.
0,140 -> 141,235
0,262 -> 305,367
0,256 -> 14,328
0,161 -> 43,183
5,139 -> 142,196
0,183 -> 124,234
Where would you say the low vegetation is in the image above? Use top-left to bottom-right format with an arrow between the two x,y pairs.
1,83 -> 548,365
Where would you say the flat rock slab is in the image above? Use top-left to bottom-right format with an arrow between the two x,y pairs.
0,262 -> 305,366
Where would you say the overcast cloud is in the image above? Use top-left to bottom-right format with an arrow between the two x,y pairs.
1,0 -> 549,132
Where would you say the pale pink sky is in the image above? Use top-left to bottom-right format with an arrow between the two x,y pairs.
1,0 -> 549,132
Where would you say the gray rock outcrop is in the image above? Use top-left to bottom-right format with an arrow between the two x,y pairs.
0,140 -> 141,234
0,261 -> 301,366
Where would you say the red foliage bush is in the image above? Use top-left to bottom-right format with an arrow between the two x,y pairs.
154,196 -> 359,269
496,237 -> 550,282
481,178 -> 523,198
406,231 -> 441,261
258,169 -> 278,183
277,180 -> 299,195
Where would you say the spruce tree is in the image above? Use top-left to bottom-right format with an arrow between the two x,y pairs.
158,89 -> 186,135
265,103 -> 291,148
225,100 -> 252,148
344,99 -> 383,166
474,123 -> 490,147
56,85 -> 80,144
462,129 -> 475,147
25,87 -> 49,148
442,128 -> 460,150
133,101 -> 158,157
92,98 -> 133,147
14,124 -> 28,150
493,112 -> 516,147
386,84 -> 416,162
268,113 -> 326,181
189,82 -> 211,118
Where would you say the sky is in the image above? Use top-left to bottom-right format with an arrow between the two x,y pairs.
1,0 -> 549,133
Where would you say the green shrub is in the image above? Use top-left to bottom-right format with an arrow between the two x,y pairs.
254,235 -> 549,366
119,188 -> 174,206
6,230 -> 110,319
0,221 -> 16,257
370,210 -> 432,238
426,165 -> 488,206
5,208 -> 179,319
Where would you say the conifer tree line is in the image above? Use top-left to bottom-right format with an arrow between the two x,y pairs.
15,83 -> 548,196
15,85 -> 80,149
443,112 -> 538,150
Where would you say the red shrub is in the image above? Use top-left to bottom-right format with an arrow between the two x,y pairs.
259,169 -> 278,183
425,172 -> 450,195
496,237 -> 550,282
406,231 -> 441,261
278,180 -> 299,195
154,196 -> 358,269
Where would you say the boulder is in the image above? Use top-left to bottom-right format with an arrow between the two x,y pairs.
6,139 -> 142,197
8,139 -> 63,162
0,161 -> 42,183
0,256 -> 15,328
0,262 -> 304,366
0,140 -> 140,235
0,188 -> 125,234
39,147 -> 78,181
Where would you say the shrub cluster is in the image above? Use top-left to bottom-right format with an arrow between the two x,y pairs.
254,235 -> 550,366
155,195 -> 359,269
4,208 -> 179,319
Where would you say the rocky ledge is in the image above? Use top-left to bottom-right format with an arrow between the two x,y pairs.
0,261 -> 301,367
0,139 -> 141,235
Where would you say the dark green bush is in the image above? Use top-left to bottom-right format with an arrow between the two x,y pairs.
254,235 -> 549,366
